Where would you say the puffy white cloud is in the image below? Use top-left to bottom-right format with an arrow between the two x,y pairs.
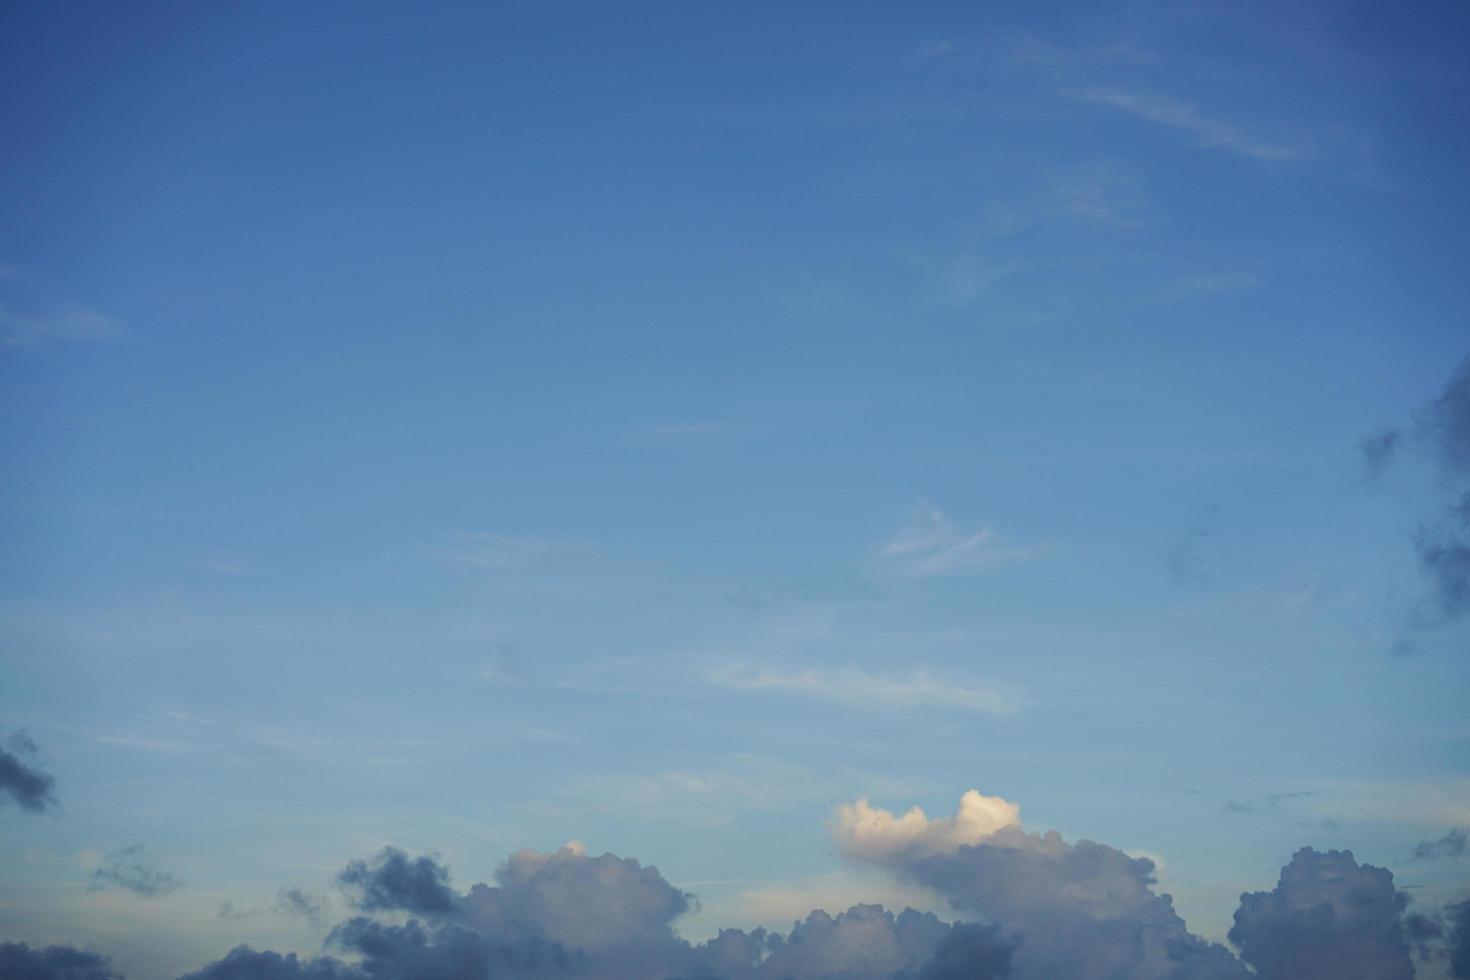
834,789 -> 1021,862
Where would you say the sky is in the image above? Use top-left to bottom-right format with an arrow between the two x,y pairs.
1,2 -> 1469,979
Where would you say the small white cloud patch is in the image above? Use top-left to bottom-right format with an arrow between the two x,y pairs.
877,504 -> 1035,577
834,789 -> 1022,862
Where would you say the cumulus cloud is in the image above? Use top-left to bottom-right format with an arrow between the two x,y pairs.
1229,847 -> 1415,980
10,804 -> 1462,980
176,947 -> 354,980
916,923 -> 1019,980
1413,827 -> 1468,860
0,942 -> 123,980
839,790 -> 1246,979
877,504 -> 1036,577
87,845 -> 180,897
1448,898 -> 1470,978
834,790 -> 1022,863
338,847 -> 457,916
463,841 -> 694,953
0,730 -> 56,812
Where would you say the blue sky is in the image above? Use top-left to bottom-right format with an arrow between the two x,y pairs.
2,3 -> 1468,979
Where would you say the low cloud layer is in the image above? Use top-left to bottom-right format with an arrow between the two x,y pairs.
1230,847 -> 1416,979
0,942 -> 122,980
6,791 -> 1468,980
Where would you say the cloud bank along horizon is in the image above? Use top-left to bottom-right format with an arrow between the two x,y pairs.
5,779 -> 1469,980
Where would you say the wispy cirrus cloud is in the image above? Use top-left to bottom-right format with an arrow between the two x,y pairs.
1080,88 -> 1302,161
707,663 -> 1018,716
877,503 -> 1037,578
0,305 -> 125,347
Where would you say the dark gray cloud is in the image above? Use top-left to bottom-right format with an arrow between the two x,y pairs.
88,844 -> 180,897
1368,356 -> 1470,634
1449,898 -> 1470,979
1224,801 -> 1255,815
1362,428 -> 1404,478
757,904 -> 953,978
1,730 -> 57,812
915,923 -> 1018,980
217,888 -> 328,925
462,843 -> 693,952
1421,357 -> 1470,477
328,916 -> 577,980
1413,827 -> 1468,860
1229,847 -> 1414,980
275,887 -> 327,924
0,943 -> 122,980
1415,493 -> 1470,622
338,846 -> 457,916
175,946 -> 356,980
855,825 -> 1247,979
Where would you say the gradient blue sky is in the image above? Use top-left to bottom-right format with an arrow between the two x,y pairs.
2,2 -> 1468,978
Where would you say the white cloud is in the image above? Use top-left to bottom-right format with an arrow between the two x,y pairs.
707,663 -> 1018,716
833,789 -> 1022,862
0,305 -> 126,347
877,503 -> 1036,577
1081,88 -> 1300,161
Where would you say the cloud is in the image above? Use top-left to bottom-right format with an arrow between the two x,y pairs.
877,504 -> 1036,577
338,847 -> 458,916
1362,428 -> 1403,478
176,946 -> 354,980
218,887 -> 329,926
1415,493 -> 1470,622
0,730 -> 57,811
916,923 -> 1019,980
707,664 -> 1017,715
756,905 -> 955,979
87,845 -> 180,897
839,791 -> 1246,979
1229,847 -> 1415,979
464,841 -> 694,951
179,840 -> 983,980
1413,827 -> 1468,860
1167,507 -> 1220,586
0,305 -> 125,347
0,942 -> 123,980
1080,88 -> 1300,161
1421,357 -> 1470,476
1362,356 -> 1470,637
1449,898 -> 1470,979
12,822 -> 1461,980
833,790 -> 1022,863
276,887 -> 328,924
